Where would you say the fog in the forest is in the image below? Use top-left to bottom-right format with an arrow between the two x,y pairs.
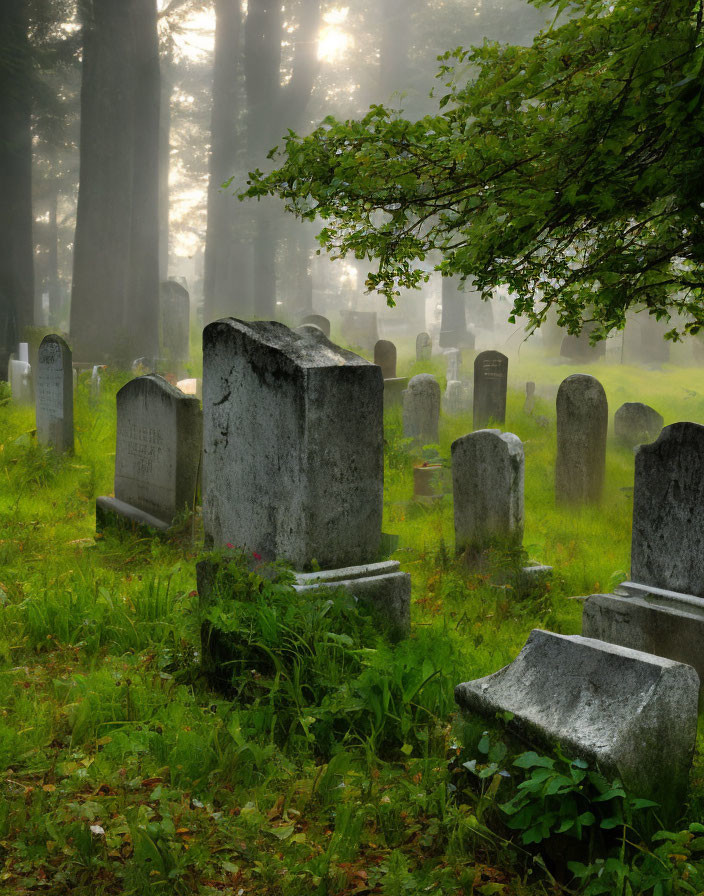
0,0 -> 689,367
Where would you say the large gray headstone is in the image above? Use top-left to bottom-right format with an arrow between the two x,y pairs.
452,430 -> 524,557
614,402 -> 663,449
202,319 -> 383,570
473,351 -> 508,430
555,374 -> 608,505
36,335 -> 73,453
455,629 -> 699,820
160,280 -> 190,366
631,423 -> 704,595
374,339 -> 397,379
402,374 -> 440,444
415,332 -> 432,362
113,374 -> 202,525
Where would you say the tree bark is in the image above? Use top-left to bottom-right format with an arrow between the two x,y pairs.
0,0 -> 34,369
70,0 -> 160,363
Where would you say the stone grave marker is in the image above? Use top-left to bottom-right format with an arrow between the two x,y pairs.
452,430 -> 524,558
524,381 -> 536,415
473,351 -> 508,430
555,374 -> 608,505
403,374 -> 440,444
614,402 -> 663,448
455,629 -> 699,821
201,319 -> 410,633
416,332 -> 432,362
301,313 -> 331,338
443,380 -> 471,416
36,335 -> 73,453
160,280 -> 190,366
445,349 -> 462,383
374,339 -> 397,379
9,342 -> 32,404
97,374 -> 202,532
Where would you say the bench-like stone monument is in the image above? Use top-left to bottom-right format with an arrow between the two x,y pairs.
473,351 -> 508,430
36,335 -> 73,453
201,319 -> 410,635
555,374 -> 607,505
583,423 -> 704,686
97,374 -> 202,533
455,629 -> 698,820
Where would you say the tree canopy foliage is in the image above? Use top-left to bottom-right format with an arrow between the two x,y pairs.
243,0 -> 704,339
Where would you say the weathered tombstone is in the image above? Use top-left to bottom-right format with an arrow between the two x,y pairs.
160,280 -> 190,366
452,430 -> 524,558
443,380 -> 471,416
455,629 -> 699,821
301,313 -> 331,338
36,335 -> 73,453
201,319 -> 410,632
374,339 -> 397,379
555,374 -> 608,505
614,402 -> 663,448
445,349 -> 462,383
97,374 -> 202,532
403,374 -> 440,444
524,381 -> 536,415
339,309 -> 378,352
473,351 -> 508,430
415,332 -> 432,362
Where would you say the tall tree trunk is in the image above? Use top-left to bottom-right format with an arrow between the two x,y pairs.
158,54 -> 173,282
204,0 -> 250,323
0,0 -> 34,369
47,188 -> 60,325
440,277 -> 468,347
71,0 -> 160,363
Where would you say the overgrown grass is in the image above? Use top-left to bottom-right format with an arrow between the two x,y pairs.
0,344 -> 702,894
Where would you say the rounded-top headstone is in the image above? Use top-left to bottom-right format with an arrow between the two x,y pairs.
473,350 -> 508,430
631,423 -> 704,596
555,374 -> 608,505
614,402 -> 664,449
301,313 -> 331,338
416,332 -> 432,362
160,280 -> 190,364
403,374 -> 440,444
452,429 -> 524,557
374,339 -> 397,380
36,334 -> 73,453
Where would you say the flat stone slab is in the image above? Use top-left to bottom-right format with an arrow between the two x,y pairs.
455,629 -> 698,817
293,563 -> 410,640
583,582 -> 704,688
96,495 -> 171,534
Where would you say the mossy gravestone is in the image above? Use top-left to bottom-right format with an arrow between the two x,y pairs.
36,335 -> 73,453
555,374 -> 608,505
473,350 -> 508,430
97,374 -> 202,532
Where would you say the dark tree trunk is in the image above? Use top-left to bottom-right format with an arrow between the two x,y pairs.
70,0 -> 160,363
47,189 -> 60,325
0,0 -> 34,369
159,55 -> 173,282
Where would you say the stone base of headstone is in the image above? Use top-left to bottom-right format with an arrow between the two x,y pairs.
582,581 -> 704,690
96,495 -> 171,536
455,629 -> 699,820
383,377 -> 408,409
512,564 -> 554,598
413,464 -> 446,502
293,560 -> 411,640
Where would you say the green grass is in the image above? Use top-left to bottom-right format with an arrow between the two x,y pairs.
0,346 -> 703,894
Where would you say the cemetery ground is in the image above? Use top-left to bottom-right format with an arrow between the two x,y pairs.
2,355 -> 704,895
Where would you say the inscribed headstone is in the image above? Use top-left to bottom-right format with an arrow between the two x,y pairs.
555,374 -> 608,505
36,335 -> 73,453
473,351 -> 508,430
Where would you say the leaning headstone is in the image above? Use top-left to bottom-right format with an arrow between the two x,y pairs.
403,374 -> 440,444
36,335 -> 73,453
614,402 -> 663,448
583,424 -> 704,689
452,430 -> 524,558
473,351 -> 508,430
445,349 -> 462,383
524,381 -> 536,415
339,310 -> 378,352
97,374 -> 202,532
374,339 -> 397,379
301,313 -> 331,338
160,280 -> 190,366
415,332 -> 432,362
201,319 -> 410,632
455,629 -> 699,821
555,374 -> 608,505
